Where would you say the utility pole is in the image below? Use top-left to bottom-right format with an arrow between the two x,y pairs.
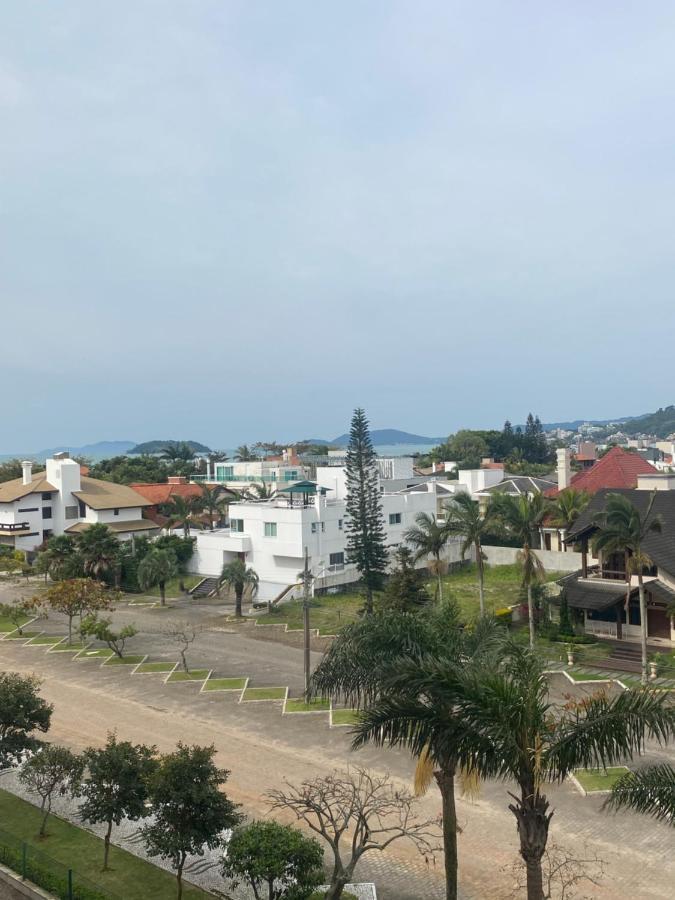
302,546 -> 312,700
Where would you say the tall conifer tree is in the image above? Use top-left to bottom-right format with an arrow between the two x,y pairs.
344,408 -> 388,614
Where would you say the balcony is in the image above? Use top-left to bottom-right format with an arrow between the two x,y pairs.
0,522 -> 30,533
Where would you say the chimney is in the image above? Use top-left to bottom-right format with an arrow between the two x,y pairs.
557,448 -> 571,491
21,460 -> 33,485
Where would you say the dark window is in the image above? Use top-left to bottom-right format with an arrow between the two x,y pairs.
389,513 -> 402,525
329,552 -> 345,566
78,501 -> 86,517
18,508 -> 39,513
42,507 -> 52,520
113,508 -> 120,516
41,492 -> 52,501
42,529 -> 53,540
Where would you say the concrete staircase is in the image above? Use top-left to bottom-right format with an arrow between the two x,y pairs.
189,577 -> 220,599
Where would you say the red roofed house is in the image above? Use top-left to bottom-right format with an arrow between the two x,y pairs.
131,477 -> 207,528
541,447 -> 658,552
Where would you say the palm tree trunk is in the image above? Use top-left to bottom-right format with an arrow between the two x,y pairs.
509,786 -> 552,900
434,767 -> 458,900
638,573 -> 648,686
160,581 -> 166,607
235,587 -> 243,618
527,581 -> 535,649
436,554 -> 443,601
476,541 -> 485,616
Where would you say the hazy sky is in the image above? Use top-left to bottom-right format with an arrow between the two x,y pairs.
2,2 -> 675,451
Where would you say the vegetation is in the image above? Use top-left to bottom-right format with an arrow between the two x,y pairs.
604,763 -> 675,824
420,413 -> 553,469
260,591 -> 364,634
0,599 -> 32,635
403,512 -> 450,600
550,488 -> 590,533
222,820 -> 324,899
199,484 -> 230,529
234,444 -> 259,461
130,440 -> 210,456
376,546 -> 430,613
138,549 -> 179,606
574,767 -> 628,793
0,672 -> 52,766
36,578 -> 114,644
443,493 -> 495,615
141,743 -> 242,900
19,745 -> 84,836
344,408 -> 388,614
78,524 -> 123,585
592,492 -> 662,685
219,559 -> 259,617
89,455 -> 195,485
80,614 -> 138,658
79,733 -> 158,870
165,496 -> 203,538
0,458 -> 45,483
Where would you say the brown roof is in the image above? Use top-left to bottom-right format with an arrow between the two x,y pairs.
546,447 -> 657,498
0,473 -> 57,504
130,482 -> 205,505
65,519 -> 160,534
73,477 -> 154,511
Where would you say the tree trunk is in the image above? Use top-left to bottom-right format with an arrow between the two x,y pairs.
68,615 -> 73,646
435,767 -> 459,900
436,555 -> 443,601
527,582 -> 535,649
509,785 -> 552,900
39,797 -> 51,837
176,853 -> 186,900
324,872 -> 350,900
235,587 -> 243,618
476,541 -> 485,616
160,581 -> 166,607
103,819 -> 113,870
638,573 -> 648,686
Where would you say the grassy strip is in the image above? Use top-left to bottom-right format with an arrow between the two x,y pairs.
135,662 -> 177,674
331,709 -> 360,727
0,615 -> 30,633
27,635 -> 66,646
3,631 -> 41,641
202,677 -> 248,692
285,698 -> 330,713
567,670 -> 613,682
50,642 -> 89,654
0,788 -> 213,899
76,648 -> 114,660
166,669 -> 210,683
241,687 -> 287,702
574,767 -> 629,793
103,655 -> 146,667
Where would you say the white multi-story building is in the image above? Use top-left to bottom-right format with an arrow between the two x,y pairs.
189,475 -> 463,601
196,458 -> 309,492
0,454 -> 158,555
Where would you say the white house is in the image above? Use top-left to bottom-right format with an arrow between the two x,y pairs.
0,454 -> 158,555
195,458 -> 309,492
189,476 -> 463,601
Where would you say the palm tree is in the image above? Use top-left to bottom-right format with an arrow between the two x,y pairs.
604,763 -> 675,825
403,512 -> 450,600
137,549 -> 178,606
159,441 -> 196,464
354,643 -> 675,900
199,484 -> 229,529
443,494 -> 494,615
218,559 -> 259,617
592,492 -> 662,685
311,603 -> 505,900
493,493 -> 550,647
234,445 -> 258,462
245,481 -> 275,501
39,534 -> 81,580
166,495 -> 203,538
549,488 -> 590,548
76,524 -> 121,586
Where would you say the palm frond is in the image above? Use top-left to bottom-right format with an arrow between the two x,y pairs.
603,764 -> 675,825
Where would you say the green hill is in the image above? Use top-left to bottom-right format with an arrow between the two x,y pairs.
130,440 -> 211,455
622,406 -> 675,438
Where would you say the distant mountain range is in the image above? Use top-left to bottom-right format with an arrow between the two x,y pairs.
306,429 -> 445,448
0,440 -> 138,462
129,440 -> 211,455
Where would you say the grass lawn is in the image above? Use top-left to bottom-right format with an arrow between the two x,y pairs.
27,635 -> 66,646
167,668 -> 210,682
202,677 -> 247,692
0,788 -> 212,900
103,654 -> 146,667
259,592 -> 364,635
0,614 -> 30,633
331,709 -> 360,727
76,648 -> 114,660
241,686 -> 287,702
285,697 -> 330,713
567,669 -> 612,682
137,574 -> 202,600
3,630 -> 41,641
574,767 -> 629,793
135,661 -> 177,674
440,563 -> 564,620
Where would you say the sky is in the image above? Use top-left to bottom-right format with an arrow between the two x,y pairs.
2,2 -> 675,452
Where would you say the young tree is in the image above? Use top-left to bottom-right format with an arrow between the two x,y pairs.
0,673 -> 53,767
219,559 -> 259,618
0,599 -> 33,636
142,743 -> 242,900
19,744 -> 83,836
550,489 -> 590,537
222,820 -> 324,900
80,733 -> 158,870
443,493 -> 495,615
344,408 -> 388,614
403,511 -> 450,601
592,492 -> 663,685
37,578 -> 114,644
137,548 -> 178,606
80,614 -> 138,658
200,484 -> 230,529
76,523 -> 122,586
377,546 -> 430,613
164,621 -> 202,673
268,768 -> 439,900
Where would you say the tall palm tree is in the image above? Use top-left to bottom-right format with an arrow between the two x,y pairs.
137,548 -> 178,606
549,488 -> 590,547
76,524 -> 121,586
166,495 -> 203,538
592,491 -> 662,685
39,534 -> 81,581
234,445 -> 258,462
199,484 -> 229,529
493,493 -> 550,647
355,644 -> 675,900
311,602 -> 505,900
403,512 -> 450,600
443,494 -> 494,615
218,559 -> 259,617
604,763 -> 675,825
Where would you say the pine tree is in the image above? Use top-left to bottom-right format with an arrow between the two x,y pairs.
344,408 -> 388,614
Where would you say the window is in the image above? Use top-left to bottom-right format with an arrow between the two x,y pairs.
42,507 -> 53,520
230,518 -> 244,533
311,522 -> 325,534
264,522 -> 277,537
78,501 -> 86,517
64,506 -> 78,520
338,518 -> 343,531
41,492 -> 52,501
18,508 -> 38,513
218,465 -> 234,480
329,552 -> 344,566
113,508 -> 120,516
42,529 -> 53,540
388,512 -> 402,525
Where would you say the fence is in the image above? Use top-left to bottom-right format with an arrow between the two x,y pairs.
0,827 -> 118,900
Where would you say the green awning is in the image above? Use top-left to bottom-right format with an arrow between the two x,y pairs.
275,480 -> 330,495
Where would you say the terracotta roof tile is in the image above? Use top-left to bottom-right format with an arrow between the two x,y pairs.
546,447 -> 657,497
130,482 -> 205,505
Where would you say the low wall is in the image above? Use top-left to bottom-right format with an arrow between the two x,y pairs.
0,864 -> 56,900
483,545 -> 582,573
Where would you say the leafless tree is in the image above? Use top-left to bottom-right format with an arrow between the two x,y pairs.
504,842 -> 607,900
267,767 -> 441,900
163,620 -> 203,673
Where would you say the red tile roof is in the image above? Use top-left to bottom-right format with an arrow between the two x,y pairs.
130,482 -> 204,505
546,447 -> 657,497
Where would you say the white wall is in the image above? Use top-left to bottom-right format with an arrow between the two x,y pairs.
456,468 -> 504,494
483,544 -> 583,572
